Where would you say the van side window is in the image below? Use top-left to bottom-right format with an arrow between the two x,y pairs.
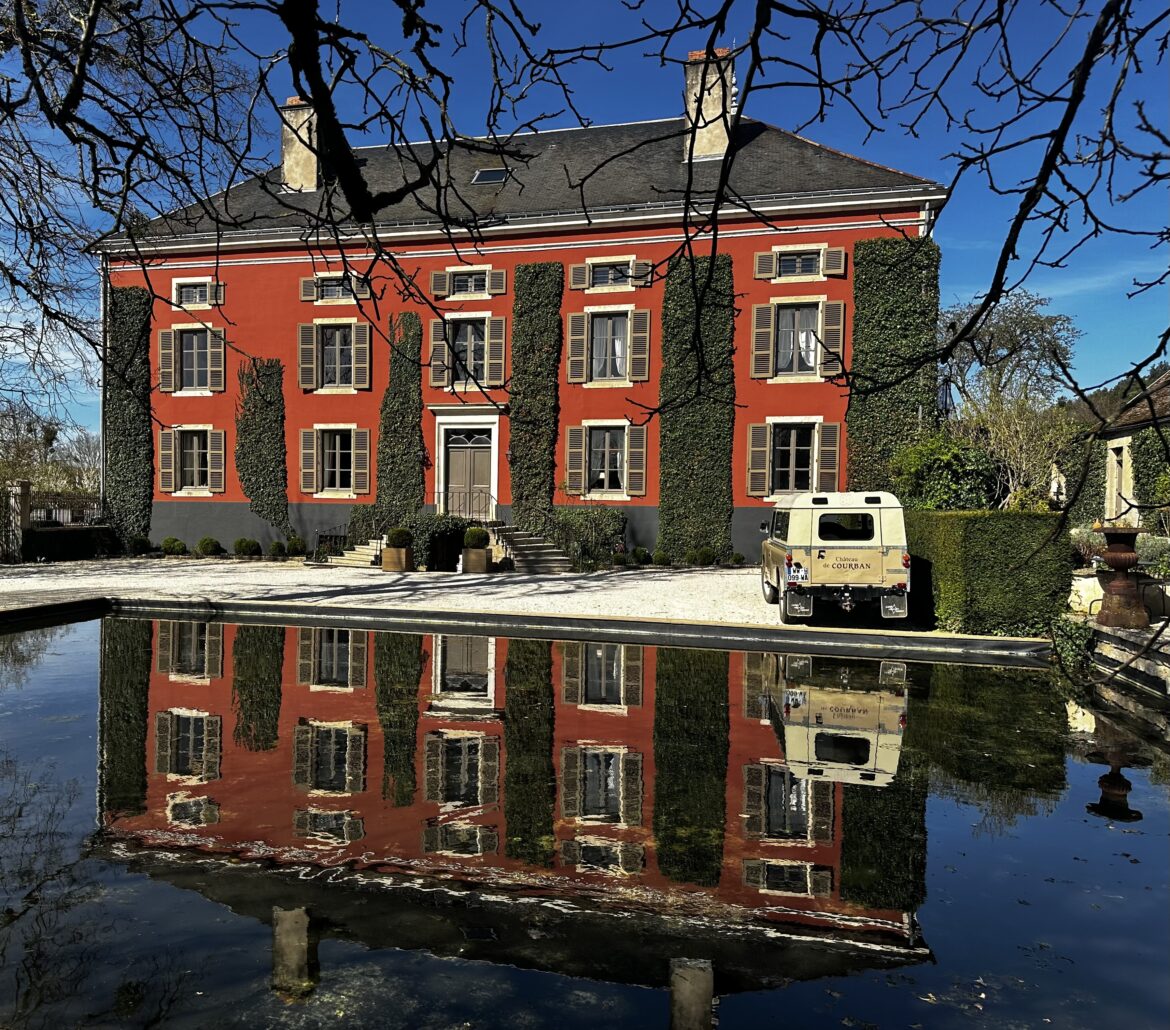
818,513 -> 873,542
771,510 -> 790,540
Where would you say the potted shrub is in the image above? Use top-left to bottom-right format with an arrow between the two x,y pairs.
462,526 -> 491,574
382,527 -> 414,572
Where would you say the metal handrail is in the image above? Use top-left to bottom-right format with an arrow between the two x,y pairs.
313,521 -> 350,561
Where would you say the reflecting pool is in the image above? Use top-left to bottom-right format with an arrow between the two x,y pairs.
0,617 -> 1166,1028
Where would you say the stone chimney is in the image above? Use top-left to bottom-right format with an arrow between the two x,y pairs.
279,96 -> 318,192
683,48 -> 737,160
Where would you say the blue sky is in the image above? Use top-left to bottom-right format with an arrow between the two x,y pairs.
76,1 -> 1166,428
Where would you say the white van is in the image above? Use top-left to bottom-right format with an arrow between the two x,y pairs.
760,491 -> 910,623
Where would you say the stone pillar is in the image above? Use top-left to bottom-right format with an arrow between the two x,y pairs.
670,958 -> 714,1030
5,480 -> 31,562
272,907 -> 319,998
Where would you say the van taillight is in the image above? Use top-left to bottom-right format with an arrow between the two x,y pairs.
899,713 -> 907,731
902,552 -> 911,569
785,552 -> 793,566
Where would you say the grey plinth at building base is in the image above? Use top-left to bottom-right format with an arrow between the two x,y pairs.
670,958 -> 715,1030
272,906 -> 319,998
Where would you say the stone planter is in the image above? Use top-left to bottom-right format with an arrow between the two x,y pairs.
382,546 -> 414,572
462,547 -> 490,574
1095,523 -> 1149,629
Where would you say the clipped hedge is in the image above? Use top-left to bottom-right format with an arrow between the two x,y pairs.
99,618 -> 152,817
654,646 -> 729,886
235,358 -> 291,537
21,525 -> 120,562
503,638 -> 556,866
405,512 -> 469,571
232,624 -> 284,751
104,286 -> 154,543
374,632 -> 423,805
847,238 -> 941,490
547,505 -> 625,569
510,262 -> 564,528
1059,437 -> 1106,526
658,253 -> 735,558
905,510 -> 1073,635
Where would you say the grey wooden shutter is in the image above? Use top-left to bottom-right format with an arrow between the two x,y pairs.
565,426 -> 586,495
747,424 -> 770,497
485,317 -> 506,386
812,780 -> 834,843
293,809 -> 311,836
352,322 -> 371,389
348,631 -> 367,688
299,429 -> 317,494
625,424 -> 647,496
817,423 -> 841,493
353,428 -> 371,494
622,645 -> 642,706
428,320 -> 449,388
822,248 -> 846,276
292,723 -> 313,788
156,621 -> 173,674
560,746 -> 582,819
158,429 -> 176,493
344,815 -> 365,842
479,737 -> 500,805
296,627 -> 313,685
487,268 -> 507,295
344,726 -> 366,793
481,827 -> 499,854
208,430 -> 226,493
422,824 -> 442,853
424,734 -> 443,802
620,842 -> 644,873
351,277 -> 372,299
212,282 -> 226,305
566,314 -> 588,384
819,301 -> 845,376
811,866 -> 833,897
743,764 -> 765,837
742,652 -> 766,719
560,838 -> 581,866
568,264 -> 588,290
300,277 -> 318,302
202,716 -> 222,780
754,251 -> 777,280
751,304 -> 775,378
298,324 -> 317,389
742,859 -> 766,888
208,329 -> 226,391
158,330 -> 175,392
620,752 -> 643,826
154,711 -> 175,773
201,801 -> 221,825
561,641 -> 583,704
430,270 -> 450,298
632,260 -> 653,287
205,623 -> 223,678
629,309 -> 651,381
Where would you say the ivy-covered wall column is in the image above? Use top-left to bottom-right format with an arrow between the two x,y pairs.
509,263 -> 564,529
658,253 -> 735,557
1131,426 -> 1170,521
99,618 -> 152,818
847,238 -> 941,491
235,358 -> 292,537
104,286 -> 154,543
232,624 -> 284,751
503,638 -> 555,866
375,632 -> 423,806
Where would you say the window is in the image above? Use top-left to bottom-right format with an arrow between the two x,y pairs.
770,509 -> 791,540
588,427 -> 626,492
561,837 -> 644,874
167,794 -> 219,826
314,629 -> 350,686
318,324 -> 353,387
451,319 -> 486,385
814,733 -> 872,766
560,747 -> 642,825
777,252 -> 820,277
179,328 -> 209,390
471,167 -> 509,185
818,512 -> 874,541
775,305 -> 819,375
173,622 -> 208,676
294,808 -> 364,844
291,723 -> 366,794
155,710 -> 221,781
423,822 -> 498,856
177,430 -> 209,491
590,262 -> 631,288
765,766 -> 809,840
317,276 -> 355,301
424,731 -> 500,807
437,635 -> 491,705
582,750 -> 622,821
177,282 -> 209,305
590,314 -> 628,380
766,863 -> 811,893
320,429 -> 353,491
771,424 -> 815,493
584,644 -> 623,705
450,270 -> 487,295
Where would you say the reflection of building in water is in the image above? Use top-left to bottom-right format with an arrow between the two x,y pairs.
98,621 -> 929,1000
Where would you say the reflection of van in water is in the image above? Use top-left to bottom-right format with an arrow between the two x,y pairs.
770,656 -> 907,787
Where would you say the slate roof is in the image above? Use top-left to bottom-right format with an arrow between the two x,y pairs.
1106,372 -> 1170,435
129,116 -> 945,245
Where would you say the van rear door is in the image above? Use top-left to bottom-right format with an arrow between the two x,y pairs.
808,510 -> 885,585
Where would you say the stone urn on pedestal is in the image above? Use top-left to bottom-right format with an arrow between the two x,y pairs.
1093,521 -> 1149,629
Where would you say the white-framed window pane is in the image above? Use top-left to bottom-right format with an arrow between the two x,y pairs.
771,424 -> 815,493
178,283 -> 209,305
442,737 -> 481,805
179,329 -> 209,389
312,726 -> 349,792
452,320 -> 487,383
774,305 -> 818,374
315,628 -> 350,685
777,252 -> 820,277
590,314 -> 628,380
589,263 -> 631,288
318,276 -> 354,300
179,430 -> 209,489
174,622 -> 208,676
588,427 -> 625,492
319,324 -> 353,386
451,271 -> 487,294
173,714 -> 207,777
765,766 -> 809,839
584,643 -> 622,704
320,430 -> 353,491
582,751 -> 621,820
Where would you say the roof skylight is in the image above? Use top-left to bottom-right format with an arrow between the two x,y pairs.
471,167 -> 510,185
